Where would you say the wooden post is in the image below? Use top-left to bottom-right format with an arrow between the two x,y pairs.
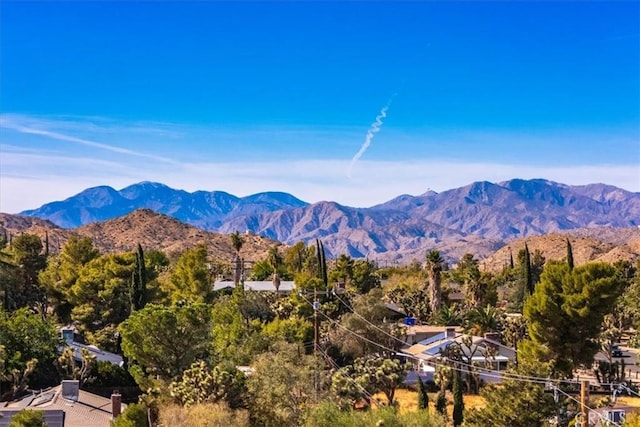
581,380 -> 589,426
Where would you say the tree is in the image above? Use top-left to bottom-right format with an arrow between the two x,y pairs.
350,259 -> 381,294
328,289 -> 402,359
247,342 -> 324,427
119,303 -> 212,387
331,254 -> 354,287
435,390 -> 447,417
524,261 -> 623,377
7,409 -> 45,427
566,238 -> 574,270
130,244 -> 147,312
464,305 -> 503,336
68,252 -> 134,349
230,231 -> 243,255
267,246 -> 283,294
464,375 -> 555,427
0,308 -> 60,393
111,403 -> 149,427
354,356 -> 405,406
452,369 -> 464,426
425,250 -> 444,317
417,375 -> 429,410
167,244 -> 215,304
169,360 -> 246,409
39,236 -> 100,322
7,234 -> 47,311
522,243 -> 532,296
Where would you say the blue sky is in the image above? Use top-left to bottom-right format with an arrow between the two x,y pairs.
1,1 -> 639,213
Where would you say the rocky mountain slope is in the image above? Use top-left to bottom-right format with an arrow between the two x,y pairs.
0,210 -> 279,262
13,178 -> 640,263
2,211 -> 639,268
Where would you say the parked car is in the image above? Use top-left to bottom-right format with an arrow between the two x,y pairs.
612,346 -> 624,357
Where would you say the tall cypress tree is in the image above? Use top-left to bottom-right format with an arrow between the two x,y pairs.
435,390 -> 447,416
523,243 -> 533,295
509,247 -> 514,269
452,370 -> 464,426
566,238 -> 574,270
130,244 -> 147,312
417,375 -> 429,410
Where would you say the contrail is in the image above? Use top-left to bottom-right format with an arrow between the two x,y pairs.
347,96 -> 395,178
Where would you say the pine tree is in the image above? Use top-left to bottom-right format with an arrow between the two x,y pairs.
435,390 -> 446,416
417,375 -> 429,410
452,370 -> 464,426
566,238 -> 574,270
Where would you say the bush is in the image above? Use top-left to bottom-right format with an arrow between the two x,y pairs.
304,402 -> 446,427
157,403 -> 249,427
8,409 -> 45,427
111,403 -> 148,427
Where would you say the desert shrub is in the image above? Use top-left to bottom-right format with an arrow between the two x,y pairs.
157,402 -> 249,427
8,409 -> 45,427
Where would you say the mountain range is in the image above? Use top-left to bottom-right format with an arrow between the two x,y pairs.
13,178 -> 640,263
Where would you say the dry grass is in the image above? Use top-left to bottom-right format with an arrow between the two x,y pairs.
373,388 -> 486,415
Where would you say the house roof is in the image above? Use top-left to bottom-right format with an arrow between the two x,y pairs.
403,331 -> 516,362
60,342 -> 124,367
0,385 -> 125,427
214,280 -> 295,292
405,325 -> 462,336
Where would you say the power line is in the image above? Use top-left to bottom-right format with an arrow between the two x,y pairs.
301,292 -> 635,426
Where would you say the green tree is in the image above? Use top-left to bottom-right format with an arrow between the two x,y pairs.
39,236 -> 100,322
524,261 -> 623,377
350,259 -> 381,294
464,305 -> 503,336
230,231 -> 244,255
566,238 -> 574,270
130,244 -> 147,312
246,342 -> 324,427
7,409 -> 45,427
464,363 -> 556,427
167,244 -> 215,304
267,246 -> 284,294
111,403 -> 148,427
169,360 -> 246,409
7,234 -> 47,311
452,370 -> 464,426
425,250 -> 444,317
417,375 -> 429,410
0,308 -> 60,393
119,303 -> 212,387
68,252 -> 134,349
435,390 -> 446,417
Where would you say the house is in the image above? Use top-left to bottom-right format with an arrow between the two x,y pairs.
213,280 -> 295,294
402,325 -> 463,346
589,405 -> 640,426
401,327 -> 516,384
59,328 -> 124,367
0,380 -> 125,427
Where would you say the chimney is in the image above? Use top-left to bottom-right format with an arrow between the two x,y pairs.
111,391 -> 122,419
61,327 -> 74,344
445,327 -> 456,339
484,332 -> 501,343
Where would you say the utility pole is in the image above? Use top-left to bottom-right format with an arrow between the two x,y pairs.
580,380 -> 589,427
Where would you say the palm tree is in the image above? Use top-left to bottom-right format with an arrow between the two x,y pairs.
425,250 -> 444,317
230,231 -> 243,255
464,305 -> 502,336
268,246 -> 283,295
